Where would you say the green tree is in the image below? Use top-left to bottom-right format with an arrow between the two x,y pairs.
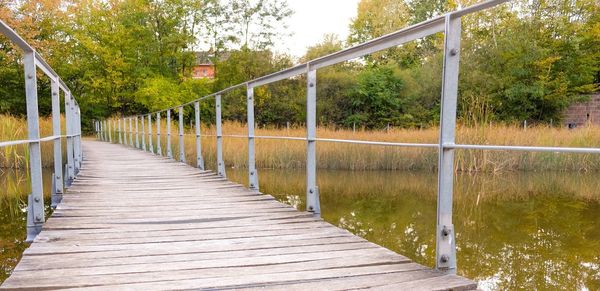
347,64 -> 425,128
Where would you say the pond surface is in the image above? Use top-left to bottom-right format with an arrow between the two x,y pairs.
1,168 -> 599,290
0,169 -> 53,283
226,169 -> 600,291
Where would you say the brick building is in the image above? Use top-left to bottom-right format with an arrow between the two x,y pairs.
192,52 -> 215,79
563,93 -> 600,128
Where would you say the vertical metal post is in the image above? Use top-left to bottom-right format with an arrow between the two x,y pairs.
108,120 -> 113,143
247,85 -> 259,190
121,116 -> 124,146
125,117 -> 129,146
129,117 -> 133,146
125,117 -> 133,146
156,112 -> 162,156
166,109 -> 173,159
135,116 -> 140,148
179,107 -> 185,162
71,101 -> 80,173
101,120 -> 105,141
23,52 -> 44,242
435,14 -> 461,274
148,114 -> 154,153
75,105 -> 82,172
215,95 -> 226,177
114,120 -> 118,143
50,80 -> 63,208
124,117 -> 127,146
141,115 -> 146,151
65,92 -> 75,186
118,117 -> 123,144
73,105 -> 78,169
194,101 -> 205,170
306,68 -> 320,215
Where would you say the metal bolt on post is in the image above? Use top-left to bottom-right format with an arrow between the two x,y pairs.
195,101 -> 205,170
179,106 -> 185,163
435,14 -> 462,274
156,112 -> 162,156
247,85 -> 259,190
167,109 -> 173,159
215,95 -> 226,177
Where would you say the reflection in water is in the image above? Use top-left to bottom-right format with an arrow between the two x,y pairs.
1,168 -> 599,289
0,169 -> 53,283
228,169 -> 600,291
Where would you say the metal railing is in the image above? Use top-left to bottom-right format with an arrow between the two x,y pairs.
0,21 -> 83,242
95,0 -> 600,274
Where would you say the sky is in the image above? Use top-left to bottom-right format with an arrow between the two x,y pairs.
274,0 -> 361,58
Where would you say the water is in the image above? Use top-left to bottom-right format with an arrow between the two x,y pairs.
226,169 -> 600,291
0,169 -> 53,283
1,168 -> 599,289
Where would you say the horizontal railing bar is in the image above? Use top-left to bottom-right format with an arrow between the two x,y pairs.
0,20 -> 33,52
0,139 -> 31,147
451,0 -> 509,18
0,134 -> 80,148
446,144 -> 600,154
309,19 -> 443,71
219,134 -> 306,141
0,20 -> 72,93
255,135 -> 306,141
39,135 -> 62,142
222,134 -> 247,139
34,54 -> 71,91
315,138 -> 439,148
249,64 -> 307,87
0,21 -> 68,90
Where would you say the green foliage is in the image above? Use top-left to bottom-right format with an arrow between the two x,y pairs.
459,0 -> 600,124
0,0 -> 598,131
346,64 -> 425,128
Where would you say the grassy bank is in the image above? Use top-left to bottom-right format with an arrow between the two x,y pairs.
0,115 -> 66,169
107,120 -> 600,173
4,114 -> 600,172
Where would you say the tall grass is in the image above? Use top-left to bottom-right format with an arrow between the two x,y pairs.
109,120 -> 600,173
0,115 -> 66,169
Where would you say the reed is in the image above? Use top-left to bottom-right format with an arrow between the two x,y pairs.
0,115 -> 66,169
110,120 -> 600,173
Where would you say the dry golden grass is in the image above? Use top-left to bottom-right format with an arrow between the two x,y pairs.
106,119 -> 600,173
0,115 -> 66,169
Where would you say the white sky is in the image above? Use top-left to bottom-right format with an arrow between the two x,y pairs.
274,0 -> 361,58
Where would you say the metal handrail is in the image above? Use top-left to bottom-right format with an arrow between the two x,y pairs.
96,0 -> 600,275
0,20 -> 83,242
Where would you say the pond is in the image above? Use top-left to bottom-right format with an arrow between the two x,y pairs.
1,168 -> 599,290
0,169 -> 53,283
226,168 -> 600,291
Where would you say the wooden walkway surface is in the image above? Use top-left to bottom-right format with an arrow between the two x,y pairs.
1,140 -> 476,290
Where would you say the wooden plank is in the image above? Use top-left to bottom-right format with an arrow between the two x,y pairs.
14,242 -> 378,271
3,262 -> 424,289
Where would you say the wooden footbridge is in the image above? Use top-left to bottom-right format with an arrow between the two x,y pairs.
1,141 -> 476,290
5,0 -> 600,289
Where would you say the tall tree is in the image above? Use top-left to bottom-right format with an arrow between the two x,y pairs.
229,0 -> 293,50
